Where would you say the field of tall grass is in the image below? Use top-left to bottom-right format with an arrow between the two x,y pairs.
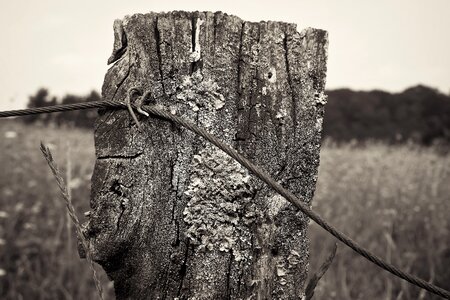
0,120 -> 448,299
311,141 -> 450,299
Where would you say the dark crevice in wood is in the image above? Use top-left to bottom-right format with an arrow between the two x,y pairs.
109,46 -> 128,66
191,14 -> 196,58
111,60 -> 132,103
190,14 -> 202,75
195,110 -> 199,126
283,30 -> 297,134
170,160 -> 180,247
171,191 -> 177,222
275,162 -> 287,180
109,180 -> 131,196
114,199 -> 127,235
236,22 -> 245,98
212,12 -> 218,66
177,241 -> 190,297
171,219 -> 180,247
286,176 -> 304,183
213,13 -> 218,44
225,251 -> 233,299
191,59 -> 203,75
233,135 -> 246,142
154,16 -> 167,96
97,152 -> 143,160
108,20 -> 128,65
169,158 -> 175,191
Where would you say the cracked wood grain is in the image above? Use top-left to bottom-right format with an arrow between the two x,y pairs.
81,11 -> 328,300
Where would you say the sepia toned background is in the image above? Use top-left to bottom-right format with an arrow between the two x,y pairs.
0,1 -> 449,299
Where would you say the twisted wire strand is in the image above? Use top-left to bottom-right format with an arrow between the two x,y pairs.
1,101 -> 449,299
0,101 -> 115,118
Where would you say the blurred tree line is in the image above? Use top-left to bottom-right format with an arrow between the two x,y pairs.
24,88 -> 100,128
324,85 -> 450,145
24,85 -> 450,145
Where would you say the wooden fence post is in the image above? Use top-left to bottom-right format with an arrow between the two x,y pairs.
82,11 -> 327,299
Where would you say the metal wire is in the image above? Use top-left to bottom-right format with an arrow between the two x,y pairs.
0,101 -> 119,118
1,101 -> 449,299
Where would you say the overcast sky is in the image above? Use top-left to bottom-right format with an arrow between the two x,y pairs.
0,0 -> 449,110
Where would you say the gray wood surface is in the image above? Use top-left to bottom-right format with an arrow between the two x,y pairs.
83,11 -> 328,299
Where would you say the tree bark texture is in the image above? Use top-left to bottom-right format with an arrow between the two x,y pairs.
83,11 -> 328,300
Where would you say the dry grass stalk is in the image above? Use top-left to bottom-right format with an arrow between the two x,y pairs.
40,142 -> 104,300
304,243 -> 338,300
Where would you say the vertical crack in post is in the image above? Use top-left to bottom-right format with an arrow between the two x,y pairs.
283,30 -> 297,135
226,251 -> 234,299
111,59 -> 132,103
190,14 -> 203,74
212,12 -> 218,66
177,241 -> 190,297
154,17 -> 166,96
191,15 -> 197,58
236,22 -> 245,97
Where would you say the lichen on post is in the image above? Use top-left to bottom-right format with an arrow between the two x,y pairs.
81,11 -> 328,299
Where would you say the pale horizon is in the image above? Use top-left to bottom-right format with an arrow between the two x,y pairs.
1,0 -> 449,110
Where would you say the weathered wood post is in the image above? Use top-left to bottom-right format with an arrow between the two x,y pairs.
82,11 -> 327,299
